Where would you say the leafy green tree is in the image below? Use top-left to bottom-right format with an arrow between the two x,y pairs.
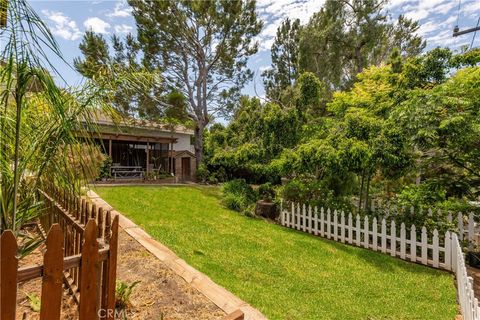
262,18 -> 301,100
295,72 -> 327,119
128,0 -> 263,166
205,96 -> 301,183
394,66 -> 480,198
299,0 -> 425,90
1,0 -> 106,256
74,31 -> 110,78
75,31 -> 172,119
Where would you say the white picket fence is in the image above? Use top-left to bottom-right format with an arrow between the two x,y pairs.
366,200 -> 478,244
280,202 -> 480,319
452,233 -> 480,320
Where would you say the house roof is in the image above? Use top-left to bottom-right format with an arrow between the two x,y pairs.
94,109 -> 194,136
173,150 -> 196,158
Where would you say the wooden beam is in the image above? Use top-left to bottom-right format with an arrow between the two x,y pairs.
453,25 -> 480,37
74,131 -> 177,144
146,142 -> 150,175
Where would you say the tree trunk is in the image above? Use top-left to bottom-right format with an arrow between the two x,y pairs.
365,171 -> 371,212
358,171 -> 365,212
355,44 -> 364,75
194,122 -> 205,168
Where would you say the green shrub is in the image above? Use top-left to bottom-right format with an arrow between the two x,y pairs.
258,182 -> 275,201
279,177 -> 352,211
98,156 -> 112,180
222,179 -> 257,202
223,193 -> 248,211
242,203 -> 257,217
196,163 -> 209,182
222,179 -> 258,212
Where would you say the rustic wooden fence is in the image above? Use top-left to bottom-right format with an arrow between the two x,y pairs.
39,187 -> 116,303
280,202 -> 480,320
1,186 -> 119,320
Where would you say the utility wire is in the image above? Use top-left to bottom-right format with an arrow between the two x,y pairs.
456,0 -> 462,29
470,17 -> 480,50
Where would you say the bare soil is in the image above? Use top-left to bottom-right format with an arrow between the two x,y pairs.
16,227 -> 225,320
115,229 -> 225,320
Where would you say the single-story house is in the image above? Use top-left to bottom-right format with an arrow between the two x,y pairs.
83,112 -> 197,181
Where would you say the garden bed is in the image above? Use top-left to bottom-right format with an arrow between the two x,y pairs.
16,226 -> 225,320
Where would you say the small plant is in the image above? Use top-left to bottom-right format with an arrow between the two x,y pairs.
222,179 -> 258,212
25,292 -> 41,312
115,280 -> 141,310
99,156 -> 113,180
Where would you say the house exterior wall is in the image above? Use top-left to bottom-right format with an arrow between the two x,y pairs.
172,133 -> 194,153
147,131 -> 194,153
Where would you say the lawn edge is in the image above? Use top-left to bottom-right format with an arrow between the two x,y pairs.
87,189 -> 267,320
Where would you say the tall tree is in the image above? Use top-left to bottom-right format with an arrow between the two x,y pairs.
262,18 -> 301,100
128,0 -> 262,166
299,0 -> 425,90
75,31 -> 169,119
74,31 -> 110,78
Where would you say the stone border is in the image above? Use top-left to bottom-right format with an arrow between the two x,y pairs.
87,190 -> 267,320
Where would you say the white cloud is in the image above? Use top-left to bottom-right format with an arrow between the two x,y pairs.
255,0 -> 325,51
259,65 -> 271,72
114,24 -> 133,34
107,1 -> 133,18
84,17 -> 111,34
41,10 -> 82,41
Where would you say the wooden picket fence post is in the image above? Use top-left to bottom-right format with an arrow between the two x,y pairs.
1,184 -> 119,320
1,230 -> 18,320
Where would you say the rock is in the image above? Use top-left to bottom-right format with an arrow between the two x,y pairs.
255,200 -> 279,219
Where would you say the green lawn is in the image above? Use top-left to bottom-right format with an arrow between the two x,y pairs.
96,186 -> 457,320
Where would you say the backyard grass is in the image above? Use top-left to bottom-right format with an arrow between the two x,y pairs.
96,185 -> 457,320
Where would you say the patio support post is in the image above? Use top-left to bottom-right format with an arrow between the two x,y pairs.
108,139 -> 112,158
170,142 -> 174,174
146,142 -> 150,176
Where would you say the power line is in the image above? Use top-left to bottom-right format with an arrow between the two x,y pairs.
452,0 -> 480,39
470,17 -> 480,50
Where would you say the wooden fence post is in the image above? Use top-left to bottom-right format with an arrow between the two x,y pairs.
79,219 -> 101,320
381,219 -> 387,253
390,221 -> 396,257
421,226 -> 428,265
40,224 -> 64,320
1,230 -> 18,320
410,225 -> 416,263
105,215 -> 119,320
400,223 -> 406,259
432,229 -> 439,268
445,231 -> 451,270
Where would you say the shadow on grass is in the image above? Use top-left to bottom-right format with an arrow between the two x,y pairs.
278,225 -> 449,277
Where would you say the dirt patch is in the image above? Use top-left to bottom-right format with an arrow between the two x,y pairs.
16,227 -> 225,320
16,230 -> 78,320
116,229 -> 225,320
467,266 -> 480,297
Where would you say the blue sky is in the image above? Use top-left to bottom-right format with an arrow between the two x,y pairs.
29,0 -> 480,98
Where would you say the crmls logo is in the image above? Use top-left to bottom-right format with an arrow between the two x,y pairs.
98,309 -> 165,319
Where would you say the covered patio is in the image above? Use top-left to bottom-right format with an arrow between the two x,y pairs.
97,133 -> 176,179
